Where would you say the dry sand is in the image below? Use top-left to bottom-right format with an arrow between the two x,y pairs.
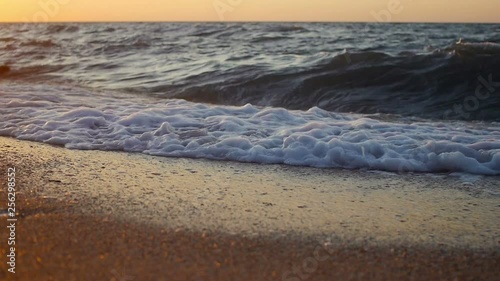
0,136 -> 499,280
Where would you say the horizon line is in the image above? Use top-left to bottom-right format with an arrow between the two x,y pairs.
0,20 -> 499,24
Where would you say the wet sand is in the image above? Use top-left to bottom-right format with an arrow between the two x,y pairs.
0,137 -> 499,280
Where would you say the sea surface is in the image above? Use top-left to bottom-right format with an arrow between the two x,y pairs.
1,22 -> 499,175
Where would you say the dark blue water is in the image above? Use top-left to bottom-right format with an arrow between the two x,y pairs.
1,23 -> 500,175
1,22 -> 499,120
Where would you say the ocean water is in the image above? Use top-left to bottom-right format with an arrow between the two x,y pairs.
1,22 -> 499,175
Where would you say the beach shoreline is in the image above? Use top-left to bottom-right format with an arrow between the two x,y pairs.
0,136 -> 499,280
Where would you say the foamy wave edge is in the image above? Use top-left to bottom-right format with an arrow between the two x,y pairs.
1,84 -> 499,175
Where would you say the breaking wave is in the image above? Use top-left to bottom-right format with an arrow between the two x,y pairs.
0,83 -> 499,175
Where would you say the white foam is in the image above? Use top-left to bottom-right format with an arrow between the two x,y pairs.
1,83 -> 499,175
453,41 -> 500,55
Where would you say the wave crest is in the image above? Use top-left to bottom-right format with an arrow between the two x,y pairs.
160,42 -> 500,121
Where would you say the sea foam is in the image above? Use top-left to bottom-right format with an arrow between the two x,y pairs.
1,84 -> 499,175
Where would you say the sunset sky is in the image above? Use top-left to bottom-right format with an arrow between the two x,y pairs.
0,0 -> 499,23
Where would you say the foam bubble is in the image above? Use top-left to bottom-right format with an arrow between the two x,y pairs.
1,83 -> 499,175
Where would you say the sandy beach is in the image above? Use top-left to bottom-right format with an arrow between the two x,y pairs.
0,136 -> 499,280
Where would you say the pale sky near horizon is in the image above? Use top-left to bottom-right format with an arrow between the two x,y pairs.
0,0 -> 499,23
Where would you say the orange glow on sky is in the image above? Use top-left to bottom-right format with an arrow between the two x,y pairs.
0,0 -> 499,23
